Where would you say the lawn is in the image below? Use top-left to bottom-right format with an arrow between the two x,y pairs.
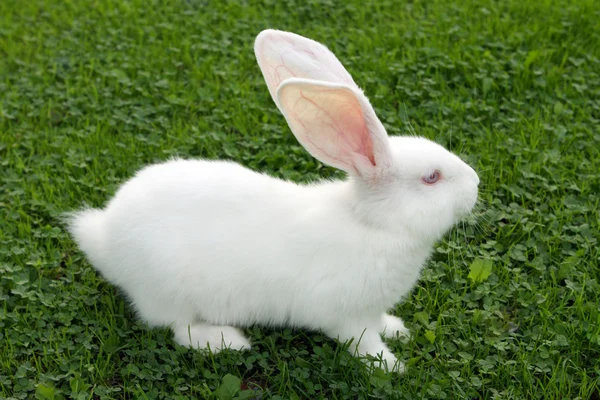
1,0 -> 599,398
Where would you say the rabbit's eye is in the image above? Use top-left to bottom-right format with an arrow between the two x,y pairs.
422,170 -> 441,185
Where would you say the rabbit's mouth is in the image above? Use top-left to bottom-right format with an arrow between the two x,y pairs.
455,191 -> 479,222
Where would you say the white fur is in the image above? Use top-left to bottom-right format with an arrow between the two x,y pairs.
67,30 -> 479,373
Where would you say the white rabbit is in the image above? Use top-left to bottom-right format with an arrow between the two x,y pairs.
67,29 -> 479,373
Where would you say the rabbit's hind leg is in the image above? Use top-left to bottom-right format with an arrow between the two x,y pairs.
172,322 -> 251,353
325,319 -> 405,373
380,314 -> 410,339
130,291 -> 251,352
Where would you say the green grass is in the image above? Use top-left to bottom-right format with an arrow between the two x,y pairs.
1,0 -> 599,398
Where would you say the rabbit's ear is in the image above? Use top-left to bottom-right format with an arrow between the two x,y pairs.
277,78 -> 392,179
255,30 -> 358,110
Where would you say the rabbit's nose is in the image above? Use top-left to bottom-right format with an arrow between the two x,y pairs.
468,166 -> 480,186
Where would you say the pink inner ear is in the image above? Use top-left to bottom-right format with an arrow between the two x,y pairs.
302,91 -> 376,166
281,85 -> 377,174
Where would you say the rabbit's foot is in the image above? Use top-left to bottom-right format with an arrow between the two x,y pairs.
381,314 -> 410,339
326,322 -> 406,374
173,323 -> 251,352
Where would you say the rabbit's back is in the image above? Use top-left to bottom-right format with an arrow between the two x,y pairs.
88,159 -> 390,329
100,159 -> 308,280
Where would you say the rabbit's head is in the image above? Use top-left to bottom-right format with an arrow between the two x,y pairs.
255,30 -> 479,243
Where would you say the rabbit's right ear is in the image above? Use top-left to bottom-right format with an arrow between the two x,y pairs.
277,78 -> 392,180
254,29 -> 358,110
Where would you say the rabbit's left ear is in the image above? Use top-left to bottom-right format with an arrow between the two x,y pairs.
254,29 -> 358,110
277,78 -> 392,179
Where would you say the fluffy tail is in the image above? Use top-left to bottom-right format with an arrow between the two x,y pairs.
66,208 -> 107,266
